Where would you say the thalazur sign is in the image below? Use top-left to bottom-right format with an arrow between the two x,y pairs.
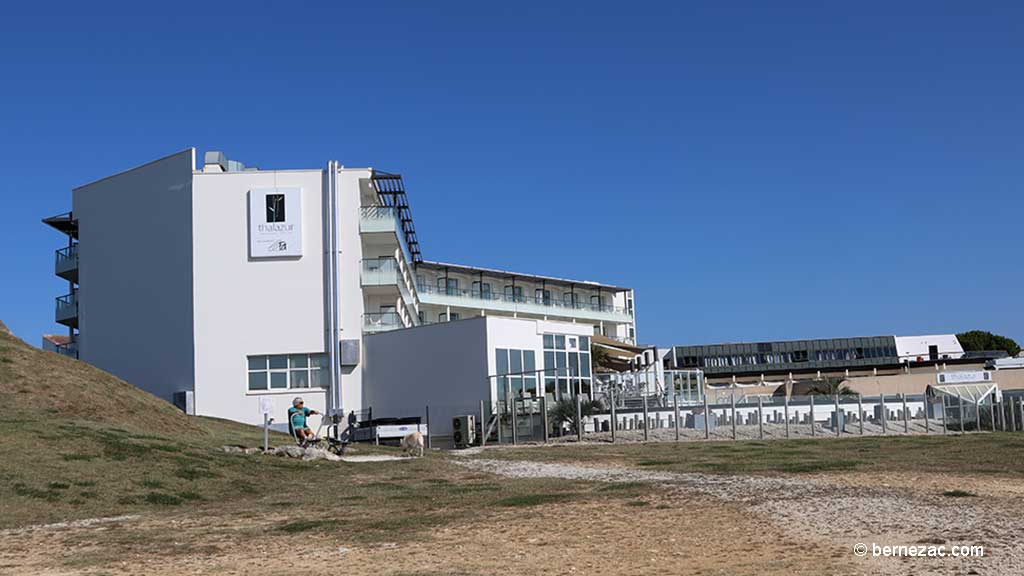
249,188 -> 302,258
936,371 -> 991,385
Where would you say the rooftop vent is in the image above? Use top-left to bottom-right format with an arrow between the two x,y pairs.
202,151 -> 254,173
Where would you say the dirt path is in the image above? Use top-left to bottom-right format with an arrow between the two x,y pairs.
456,458 -> 1024,576
2,458 -> 1022,575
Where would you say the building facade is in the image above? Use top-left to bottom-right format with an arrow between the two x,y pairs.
43,149 -> 636,426
669,334 -> 966,380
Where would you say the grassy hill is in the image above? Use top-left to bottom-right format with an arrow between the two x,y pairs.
0,324 -> 299,526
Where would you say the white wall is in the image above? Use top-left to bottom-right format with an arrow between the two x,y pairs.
191,168 -> 330,425
336,169 -> 373,413
895,334 -> 965,362
73,149 -> 197,405
363,317 -> 490,435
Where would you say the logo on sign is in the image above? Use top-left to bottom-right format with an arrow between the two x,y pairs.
937,371 -> 991,384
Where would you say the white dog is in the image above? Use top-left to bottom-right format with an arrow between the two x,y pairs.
400,431 -> 425,458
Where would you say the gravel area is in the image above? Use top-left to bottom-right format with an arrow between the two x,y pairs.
456,457 -> 1024,575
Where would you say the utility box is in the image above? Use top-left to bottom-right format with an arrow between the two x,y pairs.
453,415 -> 476,448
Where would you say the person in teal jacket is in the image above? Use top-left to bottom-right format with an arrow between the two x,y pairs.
288,397 -> 319,442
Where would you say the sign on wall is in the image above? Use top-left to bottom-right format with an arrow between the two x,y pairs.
248,188 -> 303,258
936,371 -> 991,385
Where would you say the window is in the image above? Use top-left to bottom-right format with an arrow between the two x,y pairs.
437,277 -> 459,295
495,348 -> 537,400
472,281 -> 492,299
247,353 -> 328,391
439,312 -> 460,322
536,289 -> 551,305
504,285 -> 523,302
543,333 -> 591,401
266,194 -> 286,222
590,295 -> 604,310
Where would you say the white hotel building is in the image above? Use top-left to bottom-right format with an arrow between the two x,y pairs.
44,149 -> 636,429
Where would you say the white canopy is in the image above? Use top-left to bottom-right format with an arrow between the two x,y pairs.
926,382 -> 1001,404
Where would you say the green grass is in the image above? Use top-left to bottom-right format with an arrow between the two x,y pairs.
942,489 -> 976,498
496,493 -> 576,507
473,433 -> 1024,477
278,519 -> 332,533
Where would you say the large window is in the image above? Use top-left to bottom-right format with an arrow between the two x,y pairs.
247,353 -> 328,391
495,348 -> 537,402
504,285 -> 524,303
472,281 -> 492,299
542,334 -> 591,401
535,289 -> 551,305
437,277 -> 459,295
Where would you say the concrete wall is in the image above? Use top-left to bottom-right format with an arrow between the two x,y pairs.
363,317 -> 490,435
845,366 -> 1024,396
73,149 -> 197,404
191,168 -> 329,425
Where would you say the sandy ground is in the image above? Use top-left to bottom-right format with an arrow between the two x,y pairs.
2,455 -> 1021,575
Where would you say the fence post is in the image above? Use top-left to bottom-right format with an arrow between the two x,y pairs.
540,396 -> 548,444
784,394 -> 790,439
674,393 -> 681,442
703,384 -> 710,440
480,400 -> 487,447
924,396 -> 930,434
880,393 -> 886,434
576,394 -> 583,443
757,396 -> 764,440
809,394 -> 815,437
992,400 -> 998,433
511,398 -> 519,445
1011,397 -> 1018,433
940,395 -> 948,435
425,405 -> 431,449
730,392 -> 737,440
835,394 -> 841,437
958,395 -> 965,434
642,391 -> 649,442
609,388 -> 616,443
858,395 -> 864,435
263,413 -> 270,453
902,394 -> 909,434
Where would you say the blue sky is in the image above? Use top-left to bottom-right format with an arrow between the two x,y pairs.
1,1 -> 1021,346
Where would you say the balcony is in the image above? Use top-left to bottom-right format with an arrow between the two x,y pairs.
361,257 -> 401,286
363,311 -> 403,334
417,284 -> 633,324
361,256 -> 420,320
359,206 -> 401,234
55,244 -> 78,282
55,293 -> 78,328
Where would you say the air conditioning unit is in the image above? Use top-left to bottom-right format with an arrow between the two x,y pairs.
452,415 -> 476,448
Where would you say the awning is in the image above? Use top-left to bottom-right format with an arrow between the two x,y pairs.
42,212 -> 78,239
926,382 -> 1001,404
591,335 -> 647,373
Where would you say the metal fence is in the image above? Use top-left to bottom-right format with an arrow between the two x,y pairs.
398,391 -> 1024,449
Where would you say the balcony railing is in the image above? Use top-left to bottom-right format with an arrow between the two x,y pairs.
363,311 -> 403,333
416,283 -> 632,319
55,244 -> 78,281
362,256 -> 420,319
55,293 -> 78,326
361,257 -> 400,285
359,206 -> 400,233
